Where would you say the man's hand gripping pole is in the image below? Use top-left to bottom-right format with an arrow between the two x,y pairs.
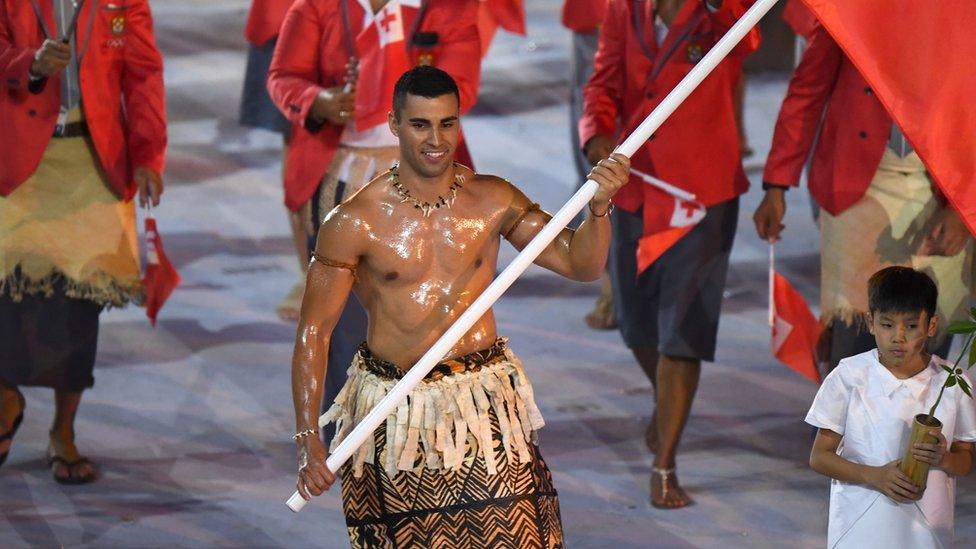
286,0 -> 780,513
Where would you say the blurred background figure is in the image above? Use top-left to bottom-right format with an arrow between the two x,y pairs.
562,0 -> 617,331
755,21 -> 975,374
0,0 -> 166,484
240,0 -> 302,320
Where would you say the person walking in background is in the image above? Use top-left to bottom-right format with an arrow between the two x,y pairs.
754,22 -> 975,374
580,0 -> 758,508
240,0 -> 306,321
0,0 -> 167,484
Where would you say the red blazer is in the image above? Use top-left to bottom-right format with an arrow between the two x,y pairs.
244,0 -> 295,46
580,0 -> 759,214
763,23 -> 891,216
561,0 -> 608,33
0,0 -> 167,200
268,0 -> 481,212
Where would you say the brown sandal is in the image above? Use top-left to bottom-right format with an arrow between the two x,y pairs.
651,467 -> 693,509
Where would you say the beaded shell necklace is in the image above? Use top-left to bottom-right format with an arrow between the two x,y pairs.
389,163 -> 464,217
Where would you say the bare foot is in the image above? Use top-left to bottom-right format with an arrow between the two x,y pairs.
651,468 -> 693,509
644,411 -> 658,454
48,431 -> 97,484
584,275 -> 617,330
276,278 -> 306,321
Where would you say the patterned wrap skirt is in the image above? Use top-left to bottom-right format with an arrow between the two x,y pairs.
320,338 -> 565,548
820,149 -> 975,343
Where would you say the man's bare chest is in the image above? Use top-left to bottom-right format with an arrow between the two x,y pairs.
361,213 -> 502,285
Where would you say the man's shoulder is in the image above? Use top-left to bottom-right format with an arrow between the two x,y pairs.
459,168 -> 519,204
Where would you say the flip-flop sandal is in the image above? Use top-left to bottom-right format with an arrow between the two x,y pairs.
0,392 -> 25,468
48,455 -> 97,485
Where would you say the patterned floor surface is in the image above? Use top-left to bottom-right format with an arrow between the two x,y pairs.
2,1 -> 973,547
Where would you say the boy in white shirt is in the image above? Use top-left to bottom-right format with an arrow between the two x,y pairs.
806,266 -> 976,548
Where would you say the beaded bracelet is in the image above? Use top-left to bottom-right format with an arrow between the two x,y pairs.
293,428 -> 319,441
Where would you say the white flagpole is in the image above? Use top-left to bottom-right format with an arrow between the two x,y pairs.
287,0 -> 781,512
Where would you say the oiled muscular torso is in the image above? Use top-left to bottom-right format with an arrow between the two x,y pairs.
335,165 -> 521,368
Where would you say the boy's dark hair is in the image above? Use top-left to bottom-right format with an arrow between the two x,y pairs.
392,66 -> 459,121
867,266 -> 938,318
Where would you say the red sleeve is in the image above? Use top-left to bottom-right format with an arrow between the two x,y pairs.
431,0 -> 481,114
0,3 -> 39,92
578,0 -> 627,149
267,0 -> 329,129
561,0 -> 609,33
762,23 -> 842,187
122,0 -> 168,178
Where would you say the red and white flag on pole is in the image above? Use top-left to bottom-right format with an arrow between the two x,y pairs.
142,212 -> 181,327
354,0 -> 421,131
800,0 -> 976,236
768,244 -> 821,384
630,168 -> 706,274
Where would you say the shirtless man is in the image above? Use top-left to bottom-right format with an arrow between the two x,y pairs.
291,66 -> 628,547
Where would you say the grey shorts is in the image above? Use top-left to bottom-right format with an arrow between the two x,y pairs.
609,198 -> 738,361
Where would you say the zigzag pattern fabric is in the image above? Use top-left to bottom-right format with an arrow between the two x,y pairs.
329,340 -> 564,548
340,408 -> 564,548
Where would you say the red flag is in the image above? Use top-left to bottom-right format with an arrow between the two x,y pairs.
800,1 -> 976,236
629,169 -> 706,274
354,1 -> 420,130
143,216 -> 181,327
770,266 -> 821,384
477,0 -> 525,56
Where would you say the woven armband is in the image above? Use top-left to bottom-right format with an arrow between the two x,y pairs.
503,203 -> 543,240
311,252 -> 358,281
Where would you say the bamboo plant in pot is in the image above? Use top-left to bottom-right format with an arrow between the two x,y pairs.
900,309 -> 976,489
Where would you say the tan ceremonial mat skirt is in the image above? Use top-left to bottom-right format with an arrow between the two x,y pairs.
820,149 -> 975,339
0,113 -> 141,306
322,338 -> 564,548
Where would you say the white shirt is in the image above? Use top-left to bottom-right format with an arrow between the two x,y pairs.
806,350 -> 976,548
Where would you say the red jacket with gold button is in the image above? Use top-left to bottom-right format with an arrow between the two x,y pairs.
267,0 -> 481,212
0,0 -> 167,200
763,22 -> 893,216
580,0 -> 758,217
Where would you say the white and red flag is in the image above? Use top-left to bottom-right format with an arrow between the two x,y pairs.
354,0 -> 422,130
629,168 -> 706,274
800,0 -> 976,236
142,214 -> 181,327
768,245 -> 821,384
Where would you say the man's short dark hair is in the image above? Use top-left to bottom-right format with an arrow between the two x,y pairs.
392,66 -> 459,120
867,266 -> 938,319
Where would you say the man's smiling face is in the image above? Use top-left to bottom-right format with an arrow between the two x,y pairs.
390,93 -> 459,179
